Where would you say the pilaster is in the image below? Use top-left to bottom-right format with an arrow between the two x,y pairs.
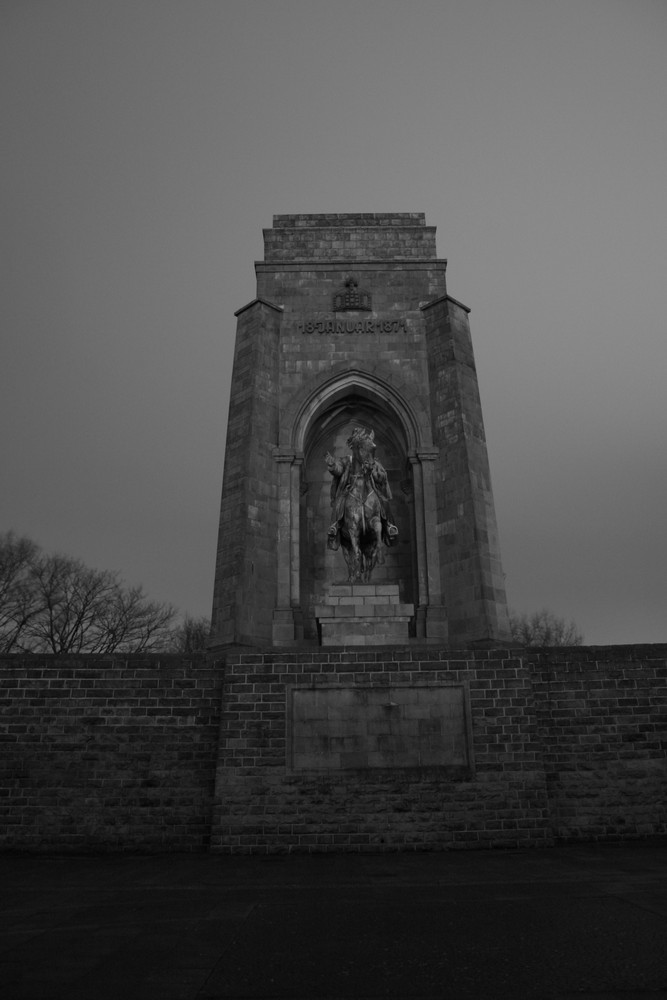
421,294 -> 511,645
210,298 -> 282,647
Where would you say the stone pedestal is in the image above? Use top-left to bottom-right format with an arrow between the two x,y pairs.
315,584 -> 414,646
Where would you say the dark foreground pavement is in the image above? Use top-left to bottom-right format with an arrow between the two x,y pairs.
1,843 -> 667,1000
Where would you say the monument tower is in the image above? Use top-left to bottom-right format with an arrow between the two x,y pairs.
211,213 -> 511,648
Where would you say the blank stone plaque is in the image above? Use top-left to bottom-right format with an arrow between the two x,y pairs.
289,685 -> 470,771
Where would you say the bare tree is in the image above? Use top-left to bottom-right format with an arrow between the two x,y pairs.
0,533 -> 41,652
97,585 -> 176,653
25,554 -> 117,653
509,608 -> 583,646
170,615 -> 211,653
0,532 -> 176,654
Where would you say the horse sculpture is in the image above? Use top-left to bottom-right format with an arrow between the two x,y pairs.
325,427 -> 398,583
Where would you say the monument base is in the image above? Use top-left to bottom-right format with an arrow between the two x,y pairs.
315,584 -> 414,646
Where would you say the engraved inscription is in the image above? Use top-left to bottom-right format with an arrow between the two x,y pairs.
290,685 -> 470,771
297,318 -> 407,335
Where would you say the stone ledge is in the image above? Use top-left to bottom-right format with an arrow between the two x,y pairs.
315,605 -> 414,620
330,584 -> 399,597
272,213 -> 427,228
255,259 -> 448,272
320,584 -> 402,608
318,617 -> 414,647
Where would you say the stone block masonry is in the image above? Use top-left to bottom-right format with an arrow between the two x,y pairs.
315,584 -> 414,646
532,646 -> 667,842
1,645 -> 665,853
211,212 -> 512,648
289,684 -> 469,771
211,298 -> 282,646
212,647 -> 553,853
0,655 -> 222,851
211,644 -> 667,853
264,213 -> 437,262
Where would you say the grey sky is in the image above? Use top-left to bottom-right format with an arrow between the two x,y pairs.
2,0 -> 665,644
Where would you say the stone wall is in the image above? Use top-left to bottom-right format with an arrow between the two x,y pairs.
1,645 -> 665,853
212,648 -> 553,852
212,645 -> 667,853
0,654 -> 222,851
532,646 -> 667,841
263,213 -> 437,261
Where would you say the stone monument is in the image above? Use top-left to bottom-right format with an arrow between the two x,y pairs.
325,426 -> 398,583
210,213 -> 511,647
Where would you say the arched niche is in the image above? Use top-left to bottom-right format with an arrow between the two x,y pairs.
300,393 -> 417,640
273,367 -> 442,644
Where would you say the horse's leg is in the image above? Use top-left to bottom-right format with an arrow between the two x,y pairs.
342,544 -> 355,582
361,537 -> 373,582
372,517 -> 384,565
338,526 -> 355,584
342,495 -> 365,582
363,507 -> 384,581
351,537 -> 363,582
347,519 -> 363,582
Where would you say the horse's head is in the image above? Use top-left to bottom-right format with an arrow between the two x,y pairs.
347,427 -> 376,462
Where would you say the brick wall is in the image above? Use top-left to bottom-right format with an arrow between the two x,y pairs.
211,645 -> 667,853
211,649 -> 553,853
1,646 -> 665,853
0,654 -> 222,851
533,646 -> 667,841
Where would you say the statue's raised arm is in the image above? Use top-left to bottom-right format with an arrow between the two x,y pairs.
324,450 -> 345,479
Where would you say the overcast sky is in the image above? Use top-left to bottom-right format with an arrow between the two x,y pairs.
2,0 -> 665,644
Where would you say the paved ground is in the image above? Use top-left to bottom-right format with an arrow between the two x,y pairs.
1,843 -> 667,999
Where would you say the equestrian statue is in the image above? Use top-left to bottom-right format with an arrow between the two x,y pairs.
325,427 -> 398,583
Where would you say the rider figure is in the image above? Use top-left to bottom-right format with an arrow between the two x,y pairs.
325,428 -> 398,552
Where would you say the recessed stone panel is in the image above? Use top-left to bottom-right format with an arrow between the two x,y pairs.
289,684 -> 470,771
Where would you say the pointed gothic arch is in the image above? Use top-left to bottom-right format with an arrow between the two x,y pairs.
280,363 -> 434,454
273,366 -> 444,642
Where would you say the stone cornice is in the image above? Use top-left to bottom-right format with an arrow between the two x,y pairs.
420,293 -> 471,314
255,259 -> 448,272
234,297 -> 284,318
